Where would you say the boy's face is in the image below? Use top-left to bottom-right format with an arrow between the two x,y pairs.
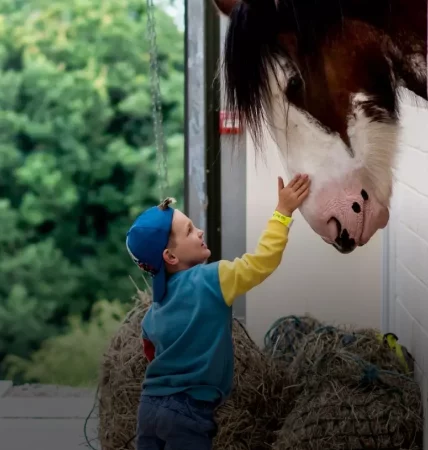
163,209 -> 211,270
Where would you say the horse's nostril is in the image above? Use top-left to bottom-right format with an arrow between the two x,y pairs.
352,202 -> 361,213
334,228 -> 356,254
327,219 -> 357,253
361,189 -> 369,201
341,229 -> 351,241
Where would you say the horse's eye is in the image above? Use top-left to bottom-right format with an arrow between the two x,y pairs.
285,75 -> 303,101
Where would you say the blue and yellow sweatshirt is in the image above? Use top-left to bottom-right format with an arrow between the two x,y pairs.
141,215 -> 290,403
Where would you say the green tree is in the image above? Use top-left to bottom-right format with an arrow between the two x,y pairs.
0,0 -> 184,374
5,299 -> 130,387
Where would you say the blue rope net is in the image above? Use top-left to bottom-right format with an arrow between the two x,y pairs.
264,318 -> 423,450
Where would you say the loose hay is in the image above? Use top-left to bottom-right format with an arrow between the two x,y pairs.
273,327 -> 424,450
98,291 -> 298,450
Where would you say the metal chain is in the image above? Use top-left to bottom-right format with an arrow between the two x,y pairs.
146,0 -> 169,201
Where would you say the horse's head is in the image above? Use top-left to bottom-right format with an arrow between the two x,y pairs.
214,0 -> 427,253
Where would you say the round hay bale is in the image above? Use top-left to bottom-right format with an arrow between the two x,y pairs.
263,315 -> 322,363
273,327 -> 423,450
98,291 -> 298,450
98,290 -> 151,450
273,365 -> 423,450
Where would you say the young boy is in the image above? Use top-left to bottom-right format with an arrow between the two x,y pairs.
126,173 -> 311,450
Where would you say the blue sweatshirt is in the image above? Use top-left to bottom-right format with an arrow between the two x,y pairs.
141,217 -> 290,403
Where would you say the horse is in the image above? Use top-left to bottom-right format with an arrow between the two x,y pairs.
213,0 -> 427,253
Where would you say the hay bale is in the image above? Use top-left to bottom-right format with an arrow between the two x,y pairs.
98,291 -> 298,450
263,315 -> 322,363
273,327 -> 424,450
98,290 -> 150,450
273,368 -> 423,449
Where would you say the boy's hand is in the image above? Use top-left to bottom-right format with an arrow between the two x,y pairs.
276,174 -> 311,217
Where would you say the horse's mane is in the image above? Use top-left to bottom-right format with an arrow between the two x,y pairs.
222,1 -> 284,146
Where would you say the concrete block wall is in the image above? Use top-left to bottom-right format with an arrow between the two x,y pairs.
386,90 -> 428,447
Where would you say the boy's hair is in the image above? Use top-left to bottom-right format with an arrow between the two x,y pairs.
158,197 -> 176,211
159,197 -> 177,248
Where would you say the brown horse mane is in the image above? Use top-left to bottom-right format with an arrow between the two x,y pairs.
221,0 -> 427,147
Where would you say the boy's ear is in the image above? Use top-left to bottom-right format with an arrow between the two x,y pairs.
163,248 -> 178,266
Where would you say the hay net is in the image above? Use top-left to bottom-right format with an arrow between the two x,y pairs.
267,323 -> 423,450
263,315 -> 322,363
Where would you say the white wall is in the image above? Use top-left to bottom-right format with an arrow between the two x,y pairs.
245,130 -> 383,348
386,90 -> 428,447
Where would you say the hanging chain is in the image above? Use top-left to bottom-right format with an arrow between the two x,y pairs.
146,0 -> 169,201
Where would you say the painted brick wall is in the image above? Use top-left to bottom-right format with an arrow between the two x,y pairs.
386,90 -> 428,447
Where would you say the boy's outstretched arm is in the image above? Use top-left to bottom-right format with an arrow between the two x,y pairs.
218,174 -> 310,306
218,214 -> 290,306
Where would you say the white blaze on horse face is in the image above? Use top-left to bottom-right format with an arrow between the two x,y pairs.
264,61 -> 399,249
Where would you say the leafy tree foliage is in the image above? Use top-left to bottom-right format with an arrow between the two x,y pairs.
5,299 -> 130,387
0,0 -> 184,377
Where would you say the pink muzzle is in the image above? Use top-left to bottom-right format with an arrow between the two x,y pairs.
301,175 -> 389,253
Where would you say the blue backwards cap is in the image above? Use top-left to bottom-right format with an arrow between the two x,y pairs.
126,198 -> 175,303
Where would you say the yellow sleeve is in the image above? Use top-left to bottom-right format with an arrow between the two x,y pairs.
218,217 -> 289,306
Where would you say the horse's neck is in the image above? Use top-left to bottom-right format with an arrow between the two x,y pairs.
346,0 -> 426,98
381,0 -> 427,99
